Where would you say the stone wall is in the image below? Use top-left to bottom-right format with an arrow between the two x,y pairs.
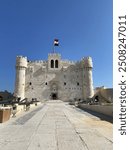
15,53 -> 94,102
94,87 -> 113,103
25,62 -> 83,101
78,104 -> 113,117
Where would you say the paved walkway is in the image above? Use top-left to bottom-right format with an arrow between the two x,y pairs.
0,100 -> 113,150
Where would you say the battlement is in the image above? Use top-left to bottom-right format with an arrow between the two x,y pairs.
16,55 -> 27,59
16,56 -> 27,68
62,59 -> 75,65
29,60 -> 47,64
48,53 -> 61,58
81,56 -> 93,68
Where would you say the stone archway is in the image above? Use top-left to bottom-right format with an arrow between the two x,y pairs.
50,82 -> 58,100
51,93 -> 58,100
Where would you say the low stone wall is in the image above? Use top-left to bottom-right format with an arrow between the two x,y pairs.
78,104 -> 113,117
16,105 -> 25,114
16,102 -> 41,115
30,102 -> 41,108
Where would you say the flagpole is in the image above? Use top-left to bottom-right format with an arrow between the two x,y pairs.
53,45 -> 55,53
52,43 -> 55,53
53,44 -> 54,53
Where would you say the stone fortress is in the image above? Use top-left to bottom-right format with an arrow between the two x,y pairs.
14,53 -> 94,102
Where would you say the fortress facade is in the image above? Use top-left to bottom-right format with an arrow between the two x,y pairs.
14,53 -> 94,102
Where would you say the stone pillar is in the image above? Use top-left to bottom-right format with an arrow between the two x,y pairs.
82,57 -> 94,99
14,56 -> 27,100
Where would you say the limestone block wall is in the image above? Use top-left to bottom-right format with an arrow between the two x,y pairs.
94,87 -> 113,103
58,67 -> 83,101
15,54 -> 94,102
78,104 -> 113,117
25,60 -> 84,101
100,89 -> 113,102
25,61 -> 56,100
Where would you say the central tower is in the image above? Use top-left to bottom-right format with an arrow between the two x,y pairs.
48,53 -> 61,70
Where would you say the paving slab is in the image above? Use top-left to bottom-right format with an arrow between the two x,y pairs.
0,100 -> 113,150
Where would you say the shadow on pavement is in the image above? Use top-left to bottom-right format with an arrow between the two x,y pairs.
78,107 -> 113,123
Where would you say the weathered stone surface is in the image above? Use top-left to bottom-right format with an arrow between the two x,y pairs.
14,53 -> 94,102
0,100 -> 112,150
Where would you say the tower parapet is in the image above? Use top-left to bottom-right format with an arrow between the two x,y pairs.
16,56 -> 27,68
14,56 -> 27,100
81,56 -> 93,68
48,53 -> 61,57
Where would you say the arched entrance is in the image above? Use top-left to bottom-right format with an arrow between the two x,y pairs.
50,82 -> 58,100
51,93 -> 58,100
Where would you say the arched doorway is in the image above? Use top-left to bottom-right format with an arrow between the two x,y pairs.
51,93 -> 58,100
50,83 -> 58,100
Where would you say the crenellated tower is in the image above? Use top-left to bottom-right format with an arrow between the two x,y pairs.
48,53 -> 61,70
14,56 -> 27,100
13,52 -> 95,102
82,57 -> 94,99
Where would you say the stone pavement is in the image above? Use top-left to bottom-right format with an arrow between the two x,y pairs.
0,100 -> 113,150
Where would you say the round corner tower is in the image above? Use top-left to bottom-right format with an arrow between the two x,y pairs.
82,56 -> 94,99
14,56 -> 27,100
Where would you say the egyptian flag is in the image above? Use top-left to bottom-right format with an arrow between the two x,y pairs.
54,39 -> 59,46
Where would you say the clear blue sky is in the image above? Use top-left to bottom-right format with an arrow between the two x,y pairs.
0,0 -> 112,92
